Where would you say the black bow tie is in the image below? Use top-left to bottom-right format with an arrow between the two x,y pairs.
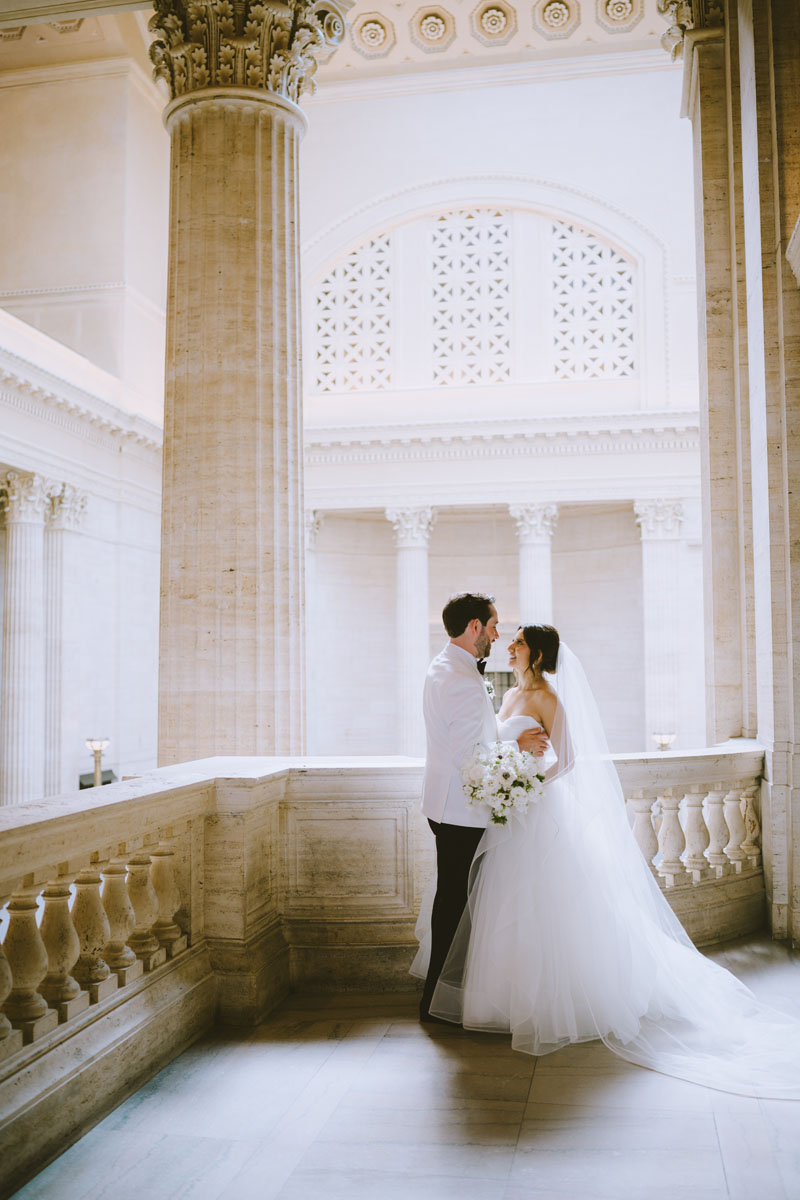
477,659 -> 487,675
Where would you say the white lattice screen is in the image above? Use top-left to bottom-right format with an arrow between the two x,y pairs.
550,221 -> 636,379
431,210 -> 512,385
310,213 -> 640,393
313,233 -> 393,392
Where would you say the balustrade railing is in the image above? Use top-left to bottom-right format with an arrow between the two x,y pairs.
615,741 -> 763,889
0,744 -> 767,1196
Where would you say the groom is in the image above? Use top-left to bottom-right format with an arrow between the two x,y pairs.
419,592 -> 547,1022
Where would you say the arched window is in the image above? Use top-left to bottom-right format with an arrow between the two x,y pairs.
309,207 -> 638,393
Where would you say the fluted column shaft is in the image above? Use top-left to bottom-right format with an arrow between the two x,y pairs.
509,504 -> 558,625
158,93 -> 307,762
0,473 -> 49,806
635,500 -> 684,745
44,486 -> 86,796
152,0 -> 350,764
386,508 -> 434,757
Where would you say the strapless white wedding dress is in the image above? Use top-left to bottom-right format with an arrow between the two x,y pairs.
413,692 -> 800,1098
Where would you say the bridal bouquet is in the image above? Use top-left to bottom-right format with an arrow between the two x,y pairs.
462,742 -> 546,825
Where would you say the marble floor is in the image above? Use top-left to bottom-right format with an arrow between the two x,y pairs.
12,936 -> 800,1200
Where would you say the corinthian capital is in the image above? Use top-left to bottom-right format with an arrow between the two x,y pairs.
634,499 -> 685,540
149,0 -> 351,104
48,484 -> 88,531
657,0 -> 722,59
0,471 -> 51,524
509,503 -> 558,545
386,507 -> 434,550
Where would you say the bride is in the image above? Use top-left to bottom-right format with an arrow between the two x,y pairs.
414,624 -> 800,1099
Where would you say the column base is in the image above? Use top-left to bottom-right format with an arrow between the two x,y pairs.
137,947 -> 167,973
56,992 -> 90,1023
113,959 -> 144,988
162,934 -> 189,959
0,1029 -> 23,1061
15,1008 -> 58,1044
89,976 -> 118,1004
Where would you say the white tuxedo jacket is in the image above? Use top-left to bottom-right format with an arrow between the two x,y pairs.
421,642 -> 499,827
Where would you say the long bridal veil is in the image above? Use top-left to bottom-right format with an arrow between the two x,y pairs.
425,644 -> 800,1099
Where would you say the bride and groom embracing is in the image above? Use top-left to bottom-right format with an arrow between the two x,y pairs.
412,591 -> 800,1099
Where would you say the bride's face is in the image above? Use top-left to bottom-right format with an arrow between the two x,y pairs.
508,631 -> 531,674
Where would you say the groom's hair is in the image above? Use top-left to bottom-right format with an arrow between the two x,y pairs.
442,592 -> 495,637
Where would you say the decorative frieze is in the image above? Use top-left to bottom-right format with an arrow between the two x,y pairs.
149,0 -> 350,102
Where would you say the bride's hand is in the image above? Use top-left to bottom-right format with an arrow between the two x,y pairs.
517,728 -> 548,756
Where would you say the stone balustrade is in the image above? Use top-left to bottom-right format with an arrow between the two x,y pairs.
0,744 -> 765,1196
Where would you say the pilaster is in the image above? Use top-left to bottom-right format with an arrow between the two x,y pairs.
0,472 -> 50,805
509,503 -> 558,625
635,500 -> 685,748
44,485 -> 87,797
386,507 -> 434,756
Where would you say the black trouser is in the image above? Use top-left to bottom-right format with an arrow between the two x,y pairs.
420,819 -> 484,1016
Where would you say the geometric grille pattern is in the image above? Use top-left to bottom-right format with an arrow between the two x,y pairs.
431,210 -> 511,385
550,220 -> 636,379
313,233 -> 393,392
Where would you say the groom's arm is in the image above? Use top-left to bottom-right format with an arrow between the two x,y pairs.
440,678 -> 490,773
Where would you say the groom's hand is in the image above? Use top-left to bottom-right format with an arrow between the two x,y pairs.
517,729 -> 548,757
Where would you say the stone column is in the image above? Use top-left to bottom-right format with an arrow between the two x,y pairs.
386,507 -> 434,757
304,510 -> 321,747
509,504 -> 558,625
0,472 -> 49,806
150,0 -> 350,764
635,500 -> 684,747
44,485 -> 86,796
674,6 -> 755,743
734,0 -> 800,940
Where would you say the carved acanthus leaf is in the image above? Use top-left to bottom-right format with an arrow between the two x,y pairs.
149,0 -> 350,103
657,0 -> 722,60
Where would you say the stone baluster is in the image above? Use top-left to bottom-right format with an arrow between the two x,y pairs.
509,503 -> 559,623
703,785 -> 731,875
723,786 -> 748,872
0,914 -> 23,1060
740,785 -> 762,867
72,866 -> 117,1003
386,507 -> 435,756
628,792 -> 659,870
0,472 -> 50,805
655,789 -> 689,887
39,879 -> 89,1021
127,851 -> 166,971
682,787 -> 711,881
150,844 -> 188,958
2,892 -> 58,1043
102,861 -> 143,987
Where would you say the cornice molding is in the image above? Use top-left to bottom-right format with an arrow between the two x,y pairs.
0,347 -> 162,455
0,52 -> 165,109
306,47 -> 675,104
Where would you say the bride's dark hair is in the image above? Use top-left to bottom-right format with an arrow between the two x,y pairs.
519,624 -> 560,675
